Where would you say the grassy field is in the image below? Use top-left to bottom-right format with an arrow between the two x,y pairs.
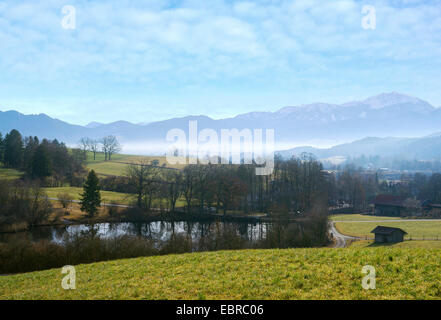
0,167 -> 23,180
43,187 -> 136,205
85,152 -> 186,177
330,214 -> 404,222
0,151 -> 185,180
2,247 -> 441,300
336,221 -> 441,239
350,240 -> 441,248
43,186 -> 188,209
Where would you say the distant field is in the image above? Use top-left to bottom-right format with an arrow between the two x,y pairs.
2,248 -> 441,299
0,167 -> 23,180
85,152 -> 185,177
0,152 -> 185,180
43,187 -> 136,205
43,186 -> 187,208
336,221 -> 441,239
350,240 -> 441,249
330,214 -> 404,222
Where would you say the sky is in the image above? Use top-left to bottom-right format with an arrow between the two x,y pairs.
0,0 -> 440,125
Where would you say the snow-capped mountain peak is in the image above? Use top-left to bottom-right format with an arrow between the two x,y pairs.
361,92 -> 429,109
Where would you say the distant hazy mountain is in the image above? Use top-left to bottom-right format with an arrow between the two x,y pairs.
85,122 -> 104,128
1,92 -> 441,155
0,110 -> 86,143
277,134 -> 441,161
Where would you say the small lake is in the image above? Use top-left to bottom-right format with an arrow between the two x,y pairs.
0,221 -> 270,245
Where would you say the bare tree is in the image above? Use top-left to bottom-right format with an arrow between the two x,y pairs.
26,185 -> 53,229
57,192 -> 74,210
403,197 -> 422,217
89,139 -> 100,161
182,165 -> 197,214
165,171 -> 183,214
78,137 -> 90,159
126,161 -> 160,210
101,136 -> 121,161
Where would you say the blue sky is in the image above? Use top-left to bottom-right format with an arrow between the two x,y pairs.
0,0 -> 440,125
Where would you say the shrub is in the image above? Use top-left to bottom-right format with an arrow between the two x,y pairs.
57,192 -> 74,209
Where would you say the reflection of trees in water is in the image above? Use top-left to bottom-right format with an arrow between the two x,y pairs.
184,221 -> 193,237
107,223 -> 119,235
81,224 -> 100,238
141,222 -> 154,239
52,225 -> 69,242
30,226 -> 54,242
126,222 -> 144,237
237,223 -> 249,239
198,222 -> 212,239
13,221 -> 272,248
0,232 -> 32,243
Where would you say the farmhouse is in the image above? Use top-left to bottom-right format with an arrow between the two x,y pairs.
422,200 -> 441,211
371,226 -> 407,243
372,194 -> 406,216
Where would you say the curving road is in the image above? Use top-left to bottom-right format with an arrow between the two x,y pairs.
329,222 -> 359,248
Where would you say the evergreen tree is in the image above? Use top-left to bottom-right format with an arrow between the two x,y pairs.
0,132 -> 4,163
4,129 -> 23,168
31,144 -> 52,178
24,136 -> 40,174
80,170 -> 101,217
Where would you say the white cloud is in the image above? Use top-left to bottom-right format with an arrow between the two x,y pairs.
0,0 -> 441,123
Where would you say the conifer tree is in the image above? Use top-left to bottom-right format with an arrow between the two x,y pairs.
80,170 -> 101,217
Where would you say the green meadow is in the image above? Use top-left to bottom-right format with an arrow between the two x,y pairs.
43,187 -> 136,205
2,248 -> 441,300
0,167 -> 23,180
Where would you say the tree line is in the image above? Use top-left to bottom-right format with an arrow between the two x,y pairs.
97,154 -> 330,219
78,136 -> 121,161
326,164 -> 441,215
0,129 -> 85,186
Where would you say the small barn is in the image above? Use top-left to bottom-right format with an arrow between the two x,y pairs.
422,200 -> 441,211
371,226 -> 407,243
372,194 -> 406,216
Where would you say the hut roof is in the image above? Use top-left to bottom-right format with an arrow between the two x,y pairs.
371,226 -> 407,235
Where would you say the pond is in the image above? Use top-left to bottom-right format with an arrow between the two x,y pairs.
0,221 -> 270,245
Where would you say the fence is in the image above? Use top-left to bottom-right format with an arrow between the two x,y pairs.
357,235 -> 441,241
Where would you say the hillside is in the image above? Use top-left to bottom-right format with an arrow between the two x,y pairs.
2,248 -> 441,300
278,135 -> 441,161
83,152 -> 183,176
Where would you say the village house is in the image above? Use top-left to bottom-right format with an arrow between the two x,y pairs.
371,226 -> 407,243
421,200 -> 441,211
372,194 -> 407,216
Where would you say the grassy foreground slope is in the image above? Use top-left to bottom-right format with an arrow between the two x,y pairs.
2,248 -> 441,300
351,240 -> 441,248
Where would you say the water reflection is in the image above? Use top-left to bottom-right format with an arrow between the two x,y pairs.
0,221 -> 269,245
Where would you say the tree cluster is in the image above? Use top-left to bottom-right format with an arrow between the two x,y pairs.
0,180 -> 53,229
78,135 -> 121,161
0,129 -> 86,186
124,156 -> 328,216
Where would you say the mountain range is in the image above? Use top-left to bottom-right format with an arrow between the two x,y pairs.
1,92 -> 441,157
277,134 -> 441,162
